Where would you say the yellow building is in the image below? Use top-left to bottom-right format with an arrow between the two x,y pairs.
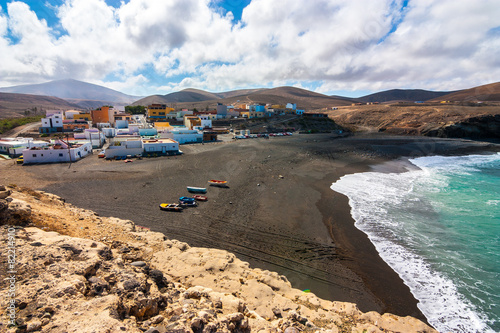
154,122 -> 171,130
147,104 -> 175,120
74,113 -> 92,121
240,111 -> 265,119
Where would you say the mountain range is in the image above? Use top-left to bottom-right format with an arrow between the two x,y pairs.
0,79 -> 141,106
1,79 -> 499,118
132,86 -> 357,110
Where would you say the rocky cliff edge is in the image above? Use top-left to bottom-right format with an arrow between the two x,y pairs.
0,186 -> 437,333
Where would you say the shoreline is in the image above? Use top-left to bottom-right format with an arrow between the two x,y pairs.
1,133 -> 499,325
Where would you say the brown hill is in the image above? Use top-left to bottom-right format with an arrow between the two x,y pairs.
429,81 -> 500,102
356,89 -> 453,103
134,86 -> 355,111
217,88 -> 267,99
0,92 -> 82,118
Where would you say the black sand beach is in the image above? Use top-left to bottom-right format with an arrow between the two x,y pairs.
2,133 -> 498,323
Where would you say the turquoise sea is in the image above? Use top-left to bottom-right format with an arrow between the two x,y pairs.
331,153 -> 500,333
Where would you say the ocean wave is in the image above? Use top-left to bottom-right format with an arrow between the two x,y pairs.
331,154 -> 499,332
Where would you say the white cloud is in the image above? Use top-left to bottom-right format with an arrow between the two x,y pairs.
90,74 -> 149,96
0,0 -> 499,95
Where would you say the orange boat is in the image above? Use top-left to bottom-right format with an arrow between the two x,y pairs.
208,179 -> 228,187
192,195 -> 208,201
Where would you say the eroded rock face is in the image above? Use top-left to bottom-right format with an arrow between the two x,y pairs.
0,187 -> 438,333
0,187 -> 32,225
422,114 -> 500,139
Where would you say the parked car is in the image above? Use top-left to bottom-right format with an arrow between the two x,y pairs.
16,155 -> 23,164
98,150 -> 105,158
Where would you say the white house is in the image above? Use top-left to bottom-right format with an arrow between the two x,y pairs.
159,128 -> 203,144
102,127 -> 116,138
105,139 -> 143,158
0,137 -> 48,156
64,110 -> 80,119
74,129 -> 105,148
198,115 -> 212,129
40,114 -> 64,133
142,138 -> 180,155
115,119 -> 129,129
22,140 -> 91,164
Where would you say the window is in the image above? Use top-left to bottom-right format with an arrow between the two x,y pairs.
59,153 -> 63,157
32,154 -> 36,157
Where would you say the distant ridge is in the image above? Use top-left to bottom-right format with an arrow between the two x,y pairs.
0,79 -> 142,105
0,92 -> 82,118
356,89 -> 453,103
133,88 -> 267,105
428,82 -> 500,102
133,86 -> 356,110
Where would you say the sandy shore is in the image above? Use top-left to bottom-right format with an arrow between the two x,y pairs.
2,132 -> 498,323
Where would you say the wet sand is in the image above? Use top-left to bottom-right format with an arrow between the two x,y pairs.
2,133 -> 498,323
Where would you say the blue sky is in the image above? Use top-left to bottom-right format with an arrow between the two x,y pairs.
0,0 -> 499,97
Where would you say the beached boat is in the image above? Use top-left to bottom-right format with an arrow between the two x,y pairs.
192,195 -> 208,201
187,186 -> 207,194
179,196 -> 196,203
179,200 -> 197,208
208,179 -> 228,187
159,203 -> 183,212
179,197 -> 197,207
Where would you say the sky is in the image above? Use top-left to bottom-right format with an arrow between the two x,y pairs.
0,0 -> 499,97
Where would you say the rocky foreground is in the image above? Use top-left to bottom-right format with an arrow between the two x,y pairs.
0,186 -> 436,332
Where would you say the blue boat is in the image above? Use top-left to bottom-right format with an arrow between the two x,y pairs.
187,186 -> 207,194
179,196 -> 196,202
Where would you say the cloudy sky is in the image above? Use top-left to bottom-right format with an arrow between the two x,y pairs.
0,0 -> 499,97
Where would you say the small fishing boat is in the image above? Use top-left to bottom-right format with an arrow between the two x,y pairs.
179,200 -> 197,208
208,179 -> 228,187
179,197 -> 197,207
179,196 -> 196,203
187,186 -> 207,194
159,203 -> 183,212
192,195 -> 208,201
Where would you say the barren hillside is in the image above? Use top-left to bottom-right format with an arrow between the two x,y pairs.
134,86 -> 355,111
328,104 -> 500,138
429,82 -> 500,102
0,92 -> 82,118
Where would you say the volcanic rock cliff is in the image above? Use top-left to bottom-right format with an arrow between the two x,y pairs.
0,186 -> 437,333
329,104 -> 500,139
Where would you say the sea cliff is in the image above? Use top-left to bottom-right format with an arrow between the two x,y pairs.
0,185 -> 436,332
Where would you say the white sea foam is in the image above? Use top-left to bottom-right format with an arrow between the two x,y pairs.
330,154 -> 500,333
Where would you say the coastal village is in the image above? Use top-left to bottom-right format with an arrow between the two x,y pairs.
0,102 -> 330,165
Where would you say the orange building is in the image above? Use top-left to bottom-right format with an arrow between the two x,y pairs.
91,106 -> 111,124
